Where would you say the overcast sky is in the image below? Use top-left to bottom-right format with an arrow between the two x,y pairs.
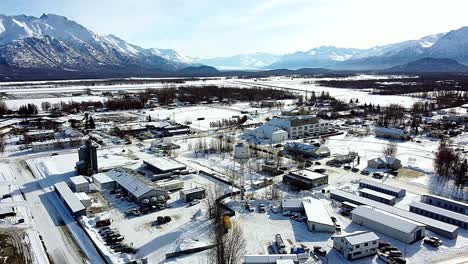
2,0 -> 468,58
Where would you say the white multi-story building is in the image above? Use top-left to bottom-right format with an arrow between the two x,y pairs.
332,231 -> 379,260
244,115 -> 331,143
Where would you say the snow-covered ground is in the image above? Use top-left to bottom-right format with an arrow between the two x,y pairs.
4,96 -> 107,110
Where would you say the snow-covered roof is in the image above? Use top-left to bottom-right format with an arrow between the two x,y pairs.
180,187 -> 205,195
359,179 -> 404,194
303,198 -> 334,227
375,127 -> 406,136
75,192 -> 91,201
281,199 -> 304,209
54,182 -> 86,214
352,206 -> 424,234
422,194 -> 468,209
106,168 -> 154,198
25,129 -> 54,136
243,254 -> 298,264
359,188 -> 395,201
410,201 -> 468,223
144,157 -> 186,172
70,176 -> 88,186
333,231 -> 380,246
31,136 -> 87,146
289,169 -> 327,181
92,172 -> 115,184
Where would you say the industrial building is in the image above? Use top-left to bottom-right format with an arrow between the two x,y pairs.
32,137 -> 86,153
106,168 -> 169,204
283,170 -> 328,190
359,188 -> 396,205
92,172 -> 116,190
0,207 -> 16,219
76,140 -> 98,176
154,179 -> 184,191
24,129 -> 55,142
243,255 -> 298,264
54,182 -> 86,217
75,192 -> 92,207
359,179 -> 406,198
69,176 -> 90,193
283,142 -> 330,158
303,199 -> 335,232
421,194 -> 468,215
180,187 -> 206,202
243,123 -> 288,143
144,157 -> 186,173
409,201 -> 468,229
281,199 -> 304,212
330,190 -> 459,239
332,231 -> 379,260
374,127 -> 408,140
352,206 -> 425,244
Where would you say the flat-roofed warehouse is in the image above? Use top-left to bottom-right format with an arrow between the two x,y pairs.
330,190 -> 459,239
144,157 -> 186,173
106,168 -> 168,204
303,198 -> 335,232
359,188 -> 396,205
180,187 -> 206,202
352,206 -> 425,244
359,179 -> 406,198
409,201 -> 468,229
283,169 -> 328,190
421,194 -> 468,215
54,182 -> 86,217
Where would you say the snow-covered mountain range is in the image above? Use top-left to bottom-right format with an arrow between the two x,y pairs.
0,14 -> 196,72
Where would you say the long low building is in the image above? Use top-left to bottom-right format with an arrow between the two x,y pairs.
144,157 -> 186,173
303,198 -> 335,232
54,182 -> 86,217
359,179 -> 406,198
330,190 -> 459,239
243,255 -> 298,264
409,201 -> 468,229
352,206 -> 425,244
421,194 -> 468,215
359,188 -> 396,205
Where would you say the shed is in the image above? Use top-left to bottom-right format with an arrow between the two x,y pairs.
359,188 -> 396,205
303,198 -> 335,232
352,206 -> 425,244
180,187 -> 206,202
69,176 -> 90,192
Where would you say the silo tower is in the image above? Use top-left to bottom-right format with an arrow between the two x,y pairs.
233,142 -> 250,200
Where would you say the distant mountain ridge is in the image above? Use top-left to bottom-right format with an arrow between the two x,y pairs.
384,57 -> 468,73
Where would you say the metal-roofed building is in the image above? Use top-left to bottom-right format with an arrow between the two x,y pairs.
359,188 -> 396,205
352,206 -> 425,244
106,168 -> 168,204
281,199 -> 304,212
243,254 -> 298,264
374,127 -> 408,140
92,172 -> 115,190
359,179 -> 406,198
54,182 -> 86,217
330,190 -> 459,239
332,231 -> 379,260
303,198 -> 335,232
180,187 -> 206,202
409,201 -> 468,229
144,157 -> 186,173
421,194 -> 468,215
69,176 -> 89,192
283,170 -> 328,190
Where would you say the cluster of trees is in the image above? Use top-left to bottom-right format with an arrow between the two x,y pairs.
209,116 -> 248,129
434,140 -> 467,189
190,136 -> 234,156
105,97 -> 145,110
18,103 -> 38,116
377,104 -> 405,127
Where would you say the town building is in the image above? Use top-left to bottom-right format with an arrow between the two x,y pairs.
144,157 -> 187,173
31,137 -> 87,153
69,176 -> 90,193
303,198 -> 335,232
409,201 -> 468,229
76,140 -> 98,176
280,199 -> 304,212
54,182 -> 86,217
359,188 -> 396,205
92,172 -> 116,190
24,129 -> 55,142
374,127 -> 409,140
352,206 -> 425,244
179,187 -> 206,202
359,179 -> 406,198
244,124 -> 288,143
421,194 -> 468,215
367,156 -> 402,170
283,142 -> 330,158
243,255 -> 299,264
105,168 -> 169,204
332,231 -> 379,260
283,170 -> 328,190
330,190 -> 458,239
154,179 -> 184,191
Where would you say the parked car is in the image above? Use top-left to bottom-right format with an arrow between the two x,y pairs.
372,173 -> 383,179
424,236 -> 443,248
351,168 -> 359,173
315,162 -> 321,165
361,170 -> 370,175
164,216 -> 172,223
377,252 -> 393,263
282,210 -> 291,216
330,216 -> 337,223
313,246 -> 327,256
344,165 -> 351,170
258,204 -> 266,213
271,206 -> 279,213
313,168 -> 326,174
246,203 -> 255,212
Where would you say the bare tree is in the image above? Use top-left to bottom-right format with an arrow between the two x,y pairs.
222,222 -> 246,264
205,184 -> 224,219
382,142 -> 398,157
0,136 -> 5,155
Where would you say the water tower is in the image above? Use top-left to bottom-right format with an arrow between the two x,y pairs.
233,142 -> 250,200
